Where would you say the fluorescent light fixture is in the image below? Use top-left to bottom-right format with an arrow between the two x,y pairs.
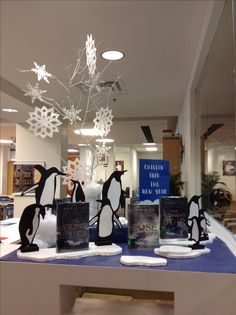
2,108 -> 18,113
78,143 -> 90,147
68,148 -> 79,153
142,142 -> 156,146
74,128 -> 102,136
145,147 -> 158,152
101,50 -> 124,61
96,138 -> 114,143
0,139 -> 12,144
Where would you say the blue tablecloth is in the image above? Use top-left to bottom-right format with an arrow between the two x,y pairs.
1,238 -> 236,274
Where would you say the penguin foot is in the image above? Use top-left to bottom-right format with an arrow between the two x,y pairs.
189,243 -> 205,250
95,236 -> 113,246
20,243 -> 39,253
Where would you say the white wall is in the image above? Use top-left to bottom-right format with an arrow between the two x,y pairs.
14,124 -> 67,217
0,145 -> 9,195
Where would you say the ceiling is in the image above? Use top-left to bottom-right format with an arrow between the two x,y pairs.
0,0 -> 208,149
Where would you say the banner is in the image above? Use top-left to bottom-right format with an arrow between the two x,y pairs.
139,159 -> 170,201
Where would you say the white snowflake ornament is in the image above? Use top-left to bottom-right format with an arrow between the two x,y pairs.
31,62 -> 52,83
62,158 -> 82,190
62,104 -> 82,125
86,34 -> 97,78
96,142 -> 111,162
93,106 -> 113,137
23,82 -> 47,103
26,106 -> 62,139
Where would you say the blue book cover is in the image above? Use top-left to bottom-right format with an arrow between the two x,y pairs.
56,202 -> 89,252
160,197 -> 188,240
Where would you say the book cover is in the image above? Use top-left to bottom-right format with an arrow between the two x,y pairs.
128,204 -> 159,248
56,202 -> 89,252
160,197 -> 188,240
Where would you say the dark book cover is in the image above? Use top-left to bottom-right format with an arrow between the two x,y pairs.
160,197 -> 188,240
56,202 -> 89,252
128,204 -> 159,248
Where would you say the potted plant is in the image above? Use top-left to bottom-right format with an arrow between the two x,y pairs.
201,171 -> 232,212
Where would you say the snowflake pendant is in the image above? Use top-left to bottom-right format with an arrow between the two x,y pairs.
62,104 -> 82,125
93,106 -> 113,137
26,106 -> 62,139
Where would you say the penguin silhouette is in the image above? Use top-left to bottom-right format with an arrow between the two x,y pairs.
70,179 -> 85,203
100,170 -> 127,210
89,170 -> 126,245
188,195 -> 205,249
89,199 -> 122,245
19,203 -> 45,252
21,165 -> 65,208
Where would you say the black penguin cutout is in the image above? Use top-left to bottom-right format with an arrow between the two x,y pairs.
21,165 -> 65,208
188,195 -> 208,250
89,170 -> 127,246
70,180 -> 85,203
19,204 -> 45,252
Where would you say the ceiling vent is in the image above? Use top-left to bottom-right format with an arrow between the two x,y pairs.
141,126 -> 154,143
202,124 -> 224,140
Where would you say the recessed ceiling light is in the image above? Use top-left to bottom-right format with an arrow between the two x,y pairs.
0,139 -> 12,144
2,108 -> 18,113
74,129 -> 102,136
145,147 -> 158,152
101,50 -> 124,61
68,148 -> 79,153
95,138 -> 114,143
142,143 -> 156,146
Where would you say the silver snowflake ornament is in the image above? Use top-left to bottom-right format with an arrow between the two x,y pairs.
62,104 -> 82,125
93,106 -> 113,137
23,82 -> 47,103
26,106 -> 62,139
86,34 -> 97,78
31,62 -> 52,83
62,158 -> 82,190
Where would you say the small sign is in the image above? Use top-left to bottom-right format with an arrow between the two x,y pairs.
139,159 -> 169,201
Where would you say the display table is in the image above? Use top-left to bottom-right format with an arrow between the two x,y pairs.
1,239 -> 236,315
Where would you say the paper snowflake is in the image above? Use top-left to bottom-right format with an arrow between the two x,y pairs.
86,34 -> 96,78
62,104 -> 82,125
31,62 -> 52,83
23,82 -> 47,103
96,142 -> 111,161
26,106 -> 62,139
93,106 -> 113,137
62,158 -> 82,190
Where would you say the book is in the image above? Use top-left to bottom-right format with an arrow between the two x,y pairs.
56,202 -> 89,252
160,197 -> 188,240
128,204 -> 159,248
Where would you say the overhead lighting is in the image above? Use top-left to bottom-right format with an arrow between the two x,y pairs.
142,143 -> 156,146
145,147 -> 158,152
96,138 -> 114,143
101,50 -> 124,61
0,139 -> 12,144
74,128 -> 102,136
2,108 -> 18,113
78,143 -> 90,147
68,148 -> 79,153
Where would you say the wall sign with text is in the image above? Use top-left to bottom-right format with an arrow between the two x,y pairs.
139,159 -> 170,201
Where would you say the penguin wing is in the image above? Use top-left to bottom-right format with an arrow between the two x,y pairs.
21,183 -> 39,196
89,215 -> 99,227
114,214 -> 122,229
120,190 -> 126,209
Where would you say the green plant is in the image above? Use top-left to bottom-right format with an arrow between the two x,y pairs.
169,173 -> 184,196
201,171 -> 232,212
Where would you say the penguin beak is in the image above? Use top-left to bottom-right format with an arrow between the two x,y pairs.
58,171 -> 66,176
122,170 -> 128,174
